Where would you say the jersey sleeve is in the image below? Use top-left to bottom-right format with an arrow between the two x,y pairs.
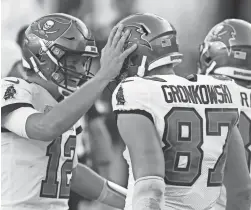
1,77 -> 34,115
112,78 -> 155,123
1,77 -> 40,138
2,107 -> 40,138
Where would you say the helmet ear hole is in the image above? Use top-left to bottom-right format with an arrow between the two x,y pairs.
123,54 -> 139,70
130,54 -> 139,65
205,56 -> 212,64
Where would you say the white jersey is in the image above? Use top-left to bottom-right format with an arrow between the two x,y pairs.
112,74 -> 240,210
216,83 -> 251,210
1,77 -> 80,210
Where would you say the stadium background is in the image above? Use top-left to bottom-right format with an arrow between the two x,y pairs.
1,0 -> 251,209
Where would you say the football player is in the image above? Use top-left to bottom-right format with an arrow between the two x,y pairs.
1,13 -> 137,210
197,19 -> 251,210
111,13 -> 251,210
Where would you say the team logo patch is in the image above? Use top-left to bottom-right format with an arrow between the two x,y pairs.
124,24 -> 152,50
206,23 -> 236,55
116,86 -> 126,105
3,85 -> 16,100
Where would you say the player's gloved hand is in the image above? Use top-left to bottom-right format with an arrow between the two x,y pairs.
98,24 -> 137,81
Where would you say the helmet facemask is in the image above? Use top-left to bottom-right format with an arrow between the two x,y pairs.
30,39 -> 98,96
51,50 -> 95,95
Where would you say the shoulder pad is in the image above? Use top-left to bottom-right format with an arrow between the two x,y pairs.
186,74 -> 198,82
121,76 -> 139,84
210,74 -> 233,81
2,77 -> 30,87
112,77 -> 149,109
143,76 -> 167,82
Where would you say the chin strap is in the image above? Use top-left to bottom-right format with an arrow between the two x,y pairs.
137,55 -> 147,77
57,82 -> 81,97
58,86 -> 72,97
137,53 -> 183,77
205,61 -> 217,75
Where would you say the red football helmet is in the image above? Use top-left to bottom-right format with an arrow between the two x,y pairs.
22,13 -> 99,95
116,13 -> 183,82
198,19 -> 251,81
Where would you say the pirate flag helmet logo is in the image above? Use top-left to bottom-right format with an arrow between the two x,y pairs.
30,18 -> 72,41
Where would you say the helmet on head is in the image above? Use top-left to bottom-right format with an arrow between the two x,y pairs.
116,13 -> 183,82
198,19 -> 251,81
22,13 -> 99,95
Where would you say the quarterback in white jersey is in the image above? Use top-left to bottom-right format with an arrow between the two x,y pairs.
197,19 -> 251,210
111,14 -> 251,210
1,13 -> 137,210
1,78 -> 80,209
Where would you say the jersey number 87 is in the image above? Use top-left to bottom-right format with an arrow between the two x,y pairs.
163,107 -> 239,187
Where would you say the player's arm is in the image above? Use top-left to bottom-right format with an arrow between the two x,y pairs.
224,125 -> 251,210
2,25 -> 137,142
117,113 -> 165,210
71,163 -> 127,209
112,80 -> 165,210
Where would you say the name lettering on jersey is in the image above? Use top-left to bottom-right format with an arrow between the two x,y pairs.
240,92 -> 251,107
161,84 -> 232,104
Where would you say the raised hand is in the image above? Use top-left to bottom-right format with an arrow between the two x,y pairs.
98,24 -> 137,80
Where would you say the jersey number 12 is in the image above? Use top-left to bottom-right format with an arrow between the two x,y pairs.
40,135 -> 76,198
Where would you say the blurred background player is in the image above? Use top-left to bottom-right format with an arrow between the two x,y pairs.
1,13 -> 137,210
197,18 -> 251,210
111,13 -> 251,210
